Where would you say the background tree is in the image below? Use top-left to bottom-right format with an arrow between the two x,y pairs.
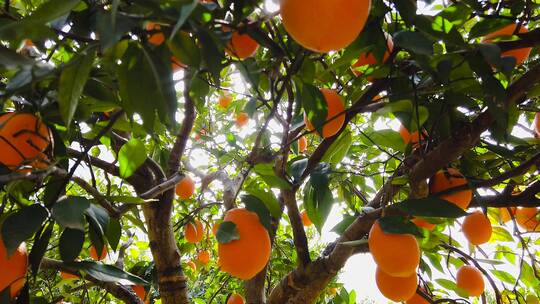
0,0 -> 540,303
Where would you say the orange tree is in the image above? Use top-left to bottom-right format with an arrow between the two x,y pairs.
0,0 -> 540,303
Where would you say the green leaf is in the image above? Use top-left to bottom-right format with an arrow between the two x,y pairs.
339,239 -> 368,246
59,228 -> 84,262
491,269 -> 515,285
0,45 -> 34,69
25,0 -> 81,24
361,129 -> 404,152
321,130 -> 352,164
304,179 -> 334,233
253,163 -> 291,190
169,0 -> 198,40
469,18 -> 513,39
244,187 -> 282,219
378,216 -> 422,236
86,204 -> 110,239
168,31 -> 201,68
29,222 -> 53,274
216,221 -> 240,244
118,138 -> 147,179
331,215 -> 356,235
107,196 -> 156,204
289,158 -> 308,182
242,194 -> 272,232
95,10 -> 135,50
393,31 -> 433,55
52,196 -> 90,231
194,24 -> 223,85
1,204 -> 48,256
74,261 -> 148,285
298,82 -> 327,135
491,226 -> 513,242
106,218 -> 122,252
395,197 -> 468,218
436,278 -> 459,292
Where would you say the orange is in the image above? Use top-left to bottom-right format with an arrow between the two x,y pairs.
212,222 -> 220,236
298,136 -> 307,153
456,265 -> 485,297
175,175 -> 195,200
329,287 -> 338,295
186,260 -> 197,272
218,93 -> 233,109
171,57 -> 186,73
515,207 -> 539,232
227,293 -> 245,304
482,24 -> 531,65
462,211 -> 492,245
0,112 -> 52,170
368,220 -> 420,277
375,267 -> 418,302
218,208 -> 271,280
399,125 -> 425,146
300,210 -> 312,226
0,238 -> 27,299
184,220 -> 205,243
280,0 -> 371,52
430,168 -> 472,210
194,129 -> 206,141
225,30 -> 259,59
197,250 -> 210,265
60,271 -> 78,280
499,207 -> 517,223
534,113 -> 540,137
304,88 -> 346,138
527,294 -> 540,304
133,285 -> 146,300
235,112 -> 249,128
351,32 -> 394,76
89,245 -> 107,261
411,217 -> 435,231
406,291 -> 430,304
146,22 -> 165,45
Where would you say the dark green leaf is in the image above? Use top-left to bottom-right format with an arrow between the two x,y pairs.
118,138 -> 147,179
393,0 -> 416,25
393,31 -> 434,55
169,0 -> 198,40
29,222 -> 53,274
194,24 -> 223,85
25,0 -> 81,24
52,196 -> 90,230
75,261 -> 148,285
1,204 -> 48,256
289,158 -> 308,182
298,82 -> 327,135
395,197 -> 468,218
321,131 -> 352,164
59,228 -> 84,262
242,194 -> 272,232
106,218 -> 122,252
0,46 -> 34,69
168,31 -> 201,68
469,18 -> 513,39
331,215 -> 356,235
85,204 -> 110,237
95,10 -> 135,50
216,221 -> 240,244
244,187 -> 281,219
378,216 -> 422,236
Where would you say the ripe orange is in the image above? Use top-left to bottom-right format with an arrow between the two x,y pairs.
197,250 -> 210,265
175,175 -> 195,200
218,93 -> 233,109
146,22 -> 165,45
300,210 -> 313,226
456,265 -> 485,297
482,24 -> 531,65
60,271 -> 78,280
399,125 -> 425,146
171,57 -> 185,73
351,33 -> 394,76
186,260 -> 197,272
89,245 -> 107,261
462,211 -> 492,245
411,217 -> 435,231
515,207 -> 539,232
329,287 -> 338,295
280,0 -> 371,52
430,168 -> 472,210
298,136 -> 307,153
184,220 -> 205,243
375,267 -> 418,302
0,238 -> 27,299
218,208 -> 271,280
304,88 -> 346,138
227,293 -> 245,304
406,291 -> 430,304
499,207 -> 517,223
235,112 -> 249,128
534,113 -> 540,137
212,222 -> 220,236
0,112 -> 52,170
368,220 -> 420,277
133,285 -> 146,301
225,30 -> 259,59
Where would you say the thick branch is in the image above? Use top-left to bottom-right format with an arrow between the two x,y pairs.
282,189 -> 311,266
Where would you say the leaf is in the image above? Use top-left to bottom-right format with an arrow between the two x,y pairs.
436,278 -> 459,292
0,46 -> 34,69
244,187 -> 282,219
395,197 -> 468,218
490,226 -> 513,242
28,222 -> 53,274
490,269 -> 515,285
469,18 -> 513,39
304,181 -> 334,233
59,228 -> 84,262
253,163 -> 291,190
85,204 -> 110,237
58,47 -> 96,127
168,31 -> 201,68
1,204 -> 48,256
194,24 -> 223,85
169,0 -> 198,41
289,158 -> 308,182
298,82 -> 327,135
74,261 -> 149,285
216,221 -> 240,244
25,0 -> 81,24
118,138 -> 147,179
106,218 -> 122,252
393,31 -> 434,55
95,10 -> 135,50
107,196 -> 156,204
339,239 -> 368,246
241,194 -> 272,232
321,130 -> 352,164
331,215 -> 356,235
378,216 -> 422,236
52,196 -> 90,231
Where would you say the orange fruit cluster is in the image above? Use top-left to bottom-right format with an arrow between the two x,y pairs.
217,208 -> 271,280
0,112 -> 52,171
280,0 -> 371,52
176,175 -> 195,200
184,220 -> 205,244
0,238 -> 28,299
304,88 -> 346,138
